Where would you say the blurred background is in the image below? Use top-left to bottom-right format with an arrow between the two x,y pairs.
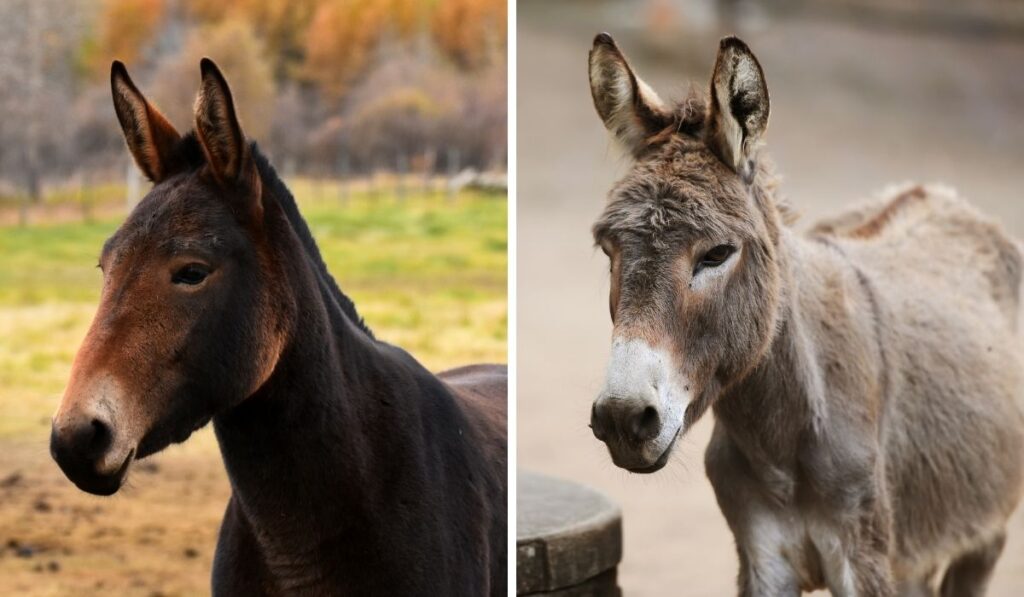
0,0 -> 506,594
518,0 -> 1024,595
0,0 -> 507,225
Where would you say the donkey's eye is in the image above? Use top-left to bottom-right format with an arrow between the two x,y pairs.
172,264 -> 210,286
695,245 -> 736,274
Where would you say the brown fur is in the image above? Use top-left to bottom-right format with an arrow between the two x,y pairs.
51,60 -> 507,595
111,61 -> 182,182
588,34 -> 1024,596
814,185 -> 928,239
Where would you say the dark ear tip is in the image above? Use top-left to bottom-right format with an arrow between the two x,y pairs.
199,57 -> 219,77
593,32 -> 616,48
719,36 -> 751,53
110,60 -> 128,81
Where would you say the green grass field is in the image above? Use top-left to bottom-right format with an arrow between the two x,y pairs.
0,188 -> 507,440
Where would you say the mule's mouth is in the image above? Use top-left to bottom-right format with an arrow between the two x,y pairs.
58,448 -> 134,496
625,428 -> 680,474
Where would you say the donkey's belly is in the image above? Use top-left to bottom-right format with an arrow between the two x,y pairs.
883,382 -> 1024,575
874,289 -> 1024,575
823,187 -> 1024,571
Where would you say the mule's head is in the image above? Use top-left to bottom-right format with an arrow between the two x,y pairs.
50,60 -> 294,495
588,35 -> 786,472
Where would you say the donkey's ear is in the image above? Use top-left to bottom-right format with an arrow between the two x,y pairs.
194,58 -> 254,187
111,61 -> 182,183
589,33 -> 672,157
706,37 -> 769,183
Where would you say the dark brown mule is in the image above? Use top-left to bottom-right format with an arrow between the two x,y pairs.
50,59 -> 507,595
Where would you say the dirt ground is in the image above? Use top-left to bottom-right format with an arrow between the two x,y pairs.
0,433 -> 229,596
517,1 -> 1024,595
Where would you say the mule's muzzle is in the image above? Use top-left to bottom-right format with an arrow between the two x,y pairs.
50,416 -> 132,496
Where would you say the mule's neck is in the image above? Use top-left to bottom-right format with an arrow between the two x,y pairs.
211,210 -> 459,561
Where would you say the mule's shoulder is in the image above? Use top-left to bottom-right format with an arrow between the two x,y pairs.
812,184 -> 1023,329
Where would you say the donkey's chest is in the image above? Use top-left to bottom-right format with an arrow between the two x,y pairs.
706,428 -> 871,595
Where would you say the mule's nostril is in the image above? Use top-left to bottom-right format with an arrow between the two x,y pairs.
84,418 -> 112,459
632,405 -> 662,442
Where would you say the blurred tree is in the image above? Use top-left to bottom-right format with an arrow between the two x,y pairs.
0,0 -> 85,201
430,0 -> 506,70
303,0 -> 426,102
303,0 -> 387,101
184,0 -> 320,80
82,0 -> 165,77
0,0 -> 508,199
318,43 -> 506,174
149,19 -> 276,140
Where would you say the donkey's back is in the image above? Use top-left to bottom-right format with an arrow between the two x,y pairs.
813,183 -> 1024,582
813,184 -> 1022,329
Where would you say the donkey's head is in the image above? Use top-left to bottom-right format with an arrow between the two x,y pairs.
50,60 -> 295,495
588,35 -> 786,472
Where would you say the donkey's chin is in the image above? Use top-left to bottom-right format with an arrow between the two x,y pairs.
608,428 -> 682,474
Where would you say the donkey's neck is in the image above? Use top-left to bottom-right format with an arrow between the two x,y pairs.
713,229 -> 884,486
211,218 -> 462,574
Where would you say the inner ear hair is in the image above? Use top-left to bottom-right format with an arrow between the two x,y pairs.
194,57 -> 248,184
110,61 -> 181,182
707,36 -> 770,183
589,33 -> 672,157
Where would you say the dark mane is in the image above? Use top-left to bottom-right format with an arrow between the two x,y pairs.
251,144 -> 374,339
168,133 -> 374,339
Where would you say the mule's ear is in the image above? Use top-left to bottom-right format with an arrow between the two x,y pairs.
111,61 -> 182,183
194,58 -> 253,187
706,37 -> 769,183
589,33 -> 672,157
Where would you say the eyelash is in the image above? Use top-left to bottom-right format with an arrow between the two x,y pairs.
172,263 -> 211,286
693,244 -> 736,275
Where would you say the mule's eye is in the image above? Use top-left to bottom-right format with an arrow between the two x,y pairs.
695,245 -> 736,274
172,264 -> 210,286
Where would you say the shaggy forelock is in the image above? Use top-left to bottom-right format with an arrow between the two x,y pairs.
593,137 -> 760,249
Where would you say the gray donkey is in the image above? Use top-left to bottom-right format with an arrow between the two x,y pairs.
587,33 -> 1024,596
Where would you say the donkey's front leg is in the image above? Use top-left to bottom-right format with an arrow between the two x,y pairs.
734,520 -> 803,597
810,470 -> 896,597
707,427 -> 803,596
809,525 -> 894,597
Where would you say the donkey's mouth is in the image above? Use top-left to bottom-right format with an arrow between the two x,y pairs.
626,428 -> 680,474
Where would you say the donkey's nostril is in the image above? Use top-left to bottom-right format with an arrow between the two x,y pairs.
591,403 -> 609,441
632,405 -> 662,442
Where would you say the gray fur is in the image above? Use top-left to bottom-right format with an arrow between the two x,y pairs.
588,35 -> 1024,596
